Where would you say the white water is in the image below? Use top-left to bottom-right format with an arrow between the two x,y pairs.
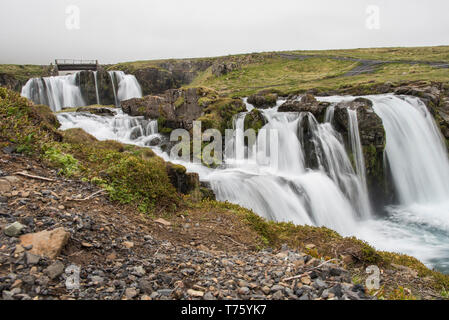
54,94 -> 449,272
21,71 -> 142,111
347,109 -> 369,197
111,71 -> 143,102
93,71 -> 100,105
108,71 -> 119,107
21,74 -> 85,112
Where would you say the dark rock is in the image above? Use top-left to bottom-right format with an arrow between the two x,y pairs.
44,261 -> 65,280
247,91 -> 278,109
166,162 -> 200,195
333,97 -> 389,207
244,109 -> 267,135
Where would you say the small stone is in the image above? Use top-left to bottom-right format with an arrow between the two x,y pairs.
187,289 -> 204,298
4,222 -> 26,237
261,286 -> 271,295
90,276 -> 104,285
132,266 -> 146,277
238,287 -> 250,295
138,279 -> 153,294
272,290 -> 284,300
313,278 -> 327,289
301,276 -> 311,285
203,292 -> 216,300
15,244 -> 25,254
125,288 -> 138,299
0,179 -> 12,193
2,290 -> 14,300
25,252 -> 41,265
157,289 -> 173,296
154,218 -> 171,226
44,261 -> 65,280
123,241 -> 134,249
271,284 -> 284,292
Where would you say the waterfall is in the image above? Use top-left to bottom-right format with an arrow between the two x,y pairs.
108,71 -> 119,107
21,71 -> 142,112
306,114 -> 371,218
324,104 -> 335,123
58,110 -> 158,145
93,71 -> 100,105
21,73 -> 85,112
54,94 -> 449,272
347,109 -> 369,194
111,71 -> 143,102
371,95 -> 449,205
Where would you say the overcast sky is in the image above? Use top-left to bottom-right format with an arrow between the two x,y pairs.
0,0 -> 448,64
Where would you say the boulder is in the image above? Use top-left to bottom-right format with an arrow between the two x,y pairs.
19,227 -> 70,259
76,106 -> 116,116
279,94 -> 329,122
122,87 -> 213,131
166,162 -> 200,195
0,73 -> 21,91
247,91 -> 278,109
212,61 -> 240,76
244,108 -> 267,135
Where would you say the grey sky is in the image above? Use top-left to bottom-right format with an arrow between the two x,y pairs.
1,0 -> 448,64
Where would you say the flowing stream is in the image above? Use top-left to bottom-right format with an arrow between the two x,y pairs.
53,93 -> 449,273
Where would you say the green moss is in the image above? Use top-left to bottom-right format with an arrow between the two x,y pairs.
43,145 -> 79,177
174,96 -> 185,109
244,108 -> 266,135
197,98 -> 246,134
0,88 -> 61,155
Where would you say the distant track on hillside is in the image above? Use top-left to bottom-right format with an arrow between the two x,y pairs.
277,53 -> 449,76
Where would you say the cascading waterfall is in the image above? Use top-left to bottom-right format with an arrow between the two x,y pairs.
53,94 -> 449,272
21,73 -> 85,112
371,95 -> 449,206
347,109 -> 369,195
108,71 -> 119,107
305,114 -> 371,218
21,70 -> 142,112
93,71 -> 100,105
111,71 -> 143,102
58,109 -> 158,145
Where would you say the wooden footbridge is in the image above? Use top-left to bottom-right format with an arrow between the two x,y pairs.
55,59 -> 98,72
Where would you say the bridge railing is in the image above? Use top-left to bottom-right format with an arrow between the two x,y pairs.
55,59 -> 98,65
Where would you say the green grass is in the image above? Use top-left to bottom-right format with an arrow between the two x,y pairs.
289,45 -> 449,62
189,56 -> 358,97
189,57 -> 449,97
0,64 -> 50,82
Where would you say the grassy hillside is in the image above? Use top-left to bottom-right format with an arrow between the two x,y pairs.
188,56 -> 449,97
0,64 -> 51,82
105,46 -> 449,98
289,46 -> 449,62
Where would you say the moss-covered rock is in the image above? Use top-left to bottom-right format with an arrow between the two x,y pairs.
197,98 -> 246,134
247,90 -> 278,109
278,94 -> 329,122
333,98 -> 390,207
244,108 -> 267,135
